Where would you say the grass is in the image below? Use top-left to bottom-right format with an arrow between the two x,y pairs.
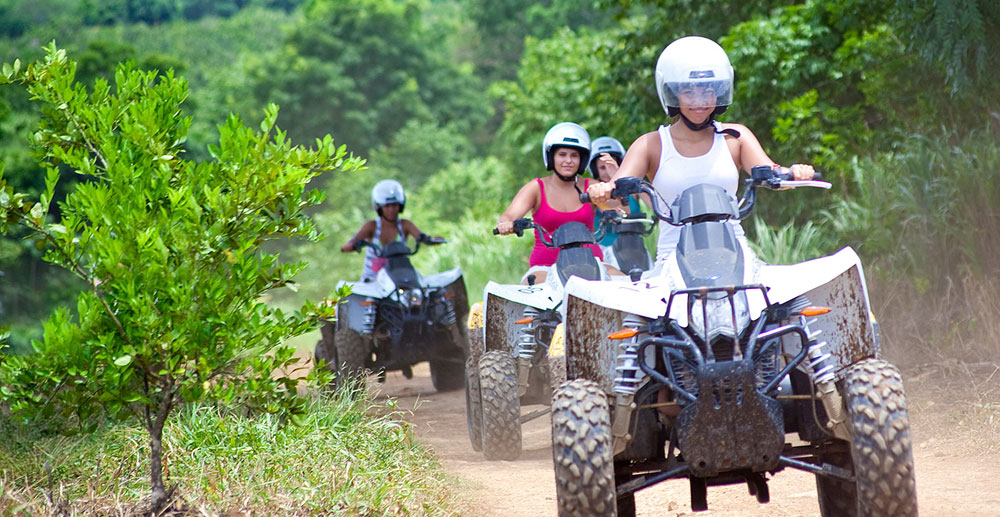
0,387 -> 455,516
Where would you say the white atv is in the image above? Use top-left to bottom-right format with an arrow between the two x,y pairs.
315,235 -> 469,392
465,219 -> 630,460
552,169 -> 917,516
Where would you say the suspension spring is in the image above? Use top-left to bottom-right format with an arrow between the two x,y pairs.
439,294 -> 457,326
515,307 -> 539,360
613,314 -> 646,396
362,297 -> 377,334
803,319 -> 835,385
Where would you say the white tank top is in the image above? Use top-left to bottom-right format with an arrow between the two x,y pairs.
652,123 -> 744,260
361,217 -> 404,281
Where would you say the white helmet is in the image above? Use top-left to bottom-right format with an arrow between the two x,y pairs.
587,136 -> 626,176
542,122 -> 591,175
371,179 -> 405,214
655,36 -> 734,118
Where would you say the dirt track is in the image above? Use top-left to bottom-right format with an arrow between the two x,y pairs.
372,362 -> 1000,516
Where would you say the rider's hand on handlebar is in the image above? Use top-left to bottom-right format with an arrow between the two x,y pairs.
495,219 -> 515,235
586,181 -> 615,206
341,240 -> 357,253
786,163 -> 815,180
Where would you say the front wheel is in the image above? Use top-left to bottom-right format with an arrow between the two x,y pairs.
551,379 -> 618,516
816,359 -> 918,516
465,355 -> 483,452
333,327 -> 368,388
430,357 -> 465,392
479,351 -> 521,460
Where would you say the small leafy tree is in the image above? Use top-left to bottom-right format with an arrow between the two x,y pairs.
0,44 -> 361,510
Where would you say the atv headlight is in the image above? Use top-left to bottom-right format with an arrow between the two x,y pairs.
689,292 -> 750,342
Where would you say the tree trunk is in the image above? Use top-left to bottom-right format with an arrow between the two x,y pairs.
149,423 -> 168,510
147,389 -> 175,513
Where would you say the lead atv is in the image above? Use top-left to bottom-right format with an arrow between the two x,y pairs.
553,169 -> 917,516
315,234 -> 469,392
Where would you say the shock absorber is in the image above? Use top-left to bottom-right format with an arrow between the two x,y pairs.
362,297 -> 377,335
514,307 -> 539,396
611,314 -> 646,455
437,291 -> 457,327
613,314 -> 646,397
801,317 -> 849,439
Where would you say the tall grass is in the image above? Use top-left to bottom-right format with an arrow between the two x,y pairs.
823,126 -> 1000,366
0,388 -> 454,515
748,216 -> 828,265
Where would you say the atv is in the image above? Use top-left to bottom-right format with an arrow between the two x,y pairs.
315,234 -> 469,392
595,206 -> 656,280
552,169 -> 917,516
465,220 -> 633,461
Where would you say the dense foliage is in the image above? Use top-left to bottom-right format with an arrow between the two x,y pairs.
0,44 -> 360,509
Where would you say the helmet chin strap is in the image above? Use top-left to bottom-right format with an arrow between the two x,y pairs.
555,170 -> 578,182
679,113 -> 715,131
678,113 -> 743,138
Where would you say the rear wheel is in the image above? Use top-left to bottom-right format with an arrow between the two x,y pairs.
465,355 -> 483,452
816,359 -> 917,516
479,350 -> 521,460
551,379 -> 617,516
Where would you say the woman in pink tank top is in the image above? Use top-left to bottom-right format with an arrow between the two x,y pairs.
495,122 -> 603,283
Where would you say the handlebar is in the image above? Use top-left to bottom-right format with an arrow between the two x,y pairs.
352,233 -> 446,257
493,218 -> 539,238
599,167 -> 831,225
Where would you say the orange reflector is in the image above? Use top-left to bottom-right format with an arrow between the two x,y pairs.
608,328 -> 639,340
515,317 -> 535,324
360,301 -> 374,306
800,305 -> 831,316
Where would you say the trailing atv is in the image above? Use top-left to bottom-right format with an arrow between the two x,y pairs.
595,208 -> 656,281
315,234 -> 469,392
466,219 -> 634,461
553,170 -> 917,516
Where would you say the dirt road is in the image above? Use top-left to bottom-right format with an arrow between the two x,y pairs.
373,362 -> 1000,516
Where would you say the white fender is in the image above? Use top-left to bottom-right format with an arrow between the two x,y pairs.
753,246 -> 869,312
337,278 -> 389,299
483,280 -> 561,311
422,267 -> 463,289
336,266 -> 404,299
566,245 -> 869,329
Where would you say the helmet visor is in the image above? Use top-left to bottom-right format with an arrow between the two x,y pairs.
663,79 -> 732,108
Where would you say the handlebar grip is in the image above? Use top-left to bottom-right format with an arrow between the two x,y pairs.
812,171 -> 823,181
579,192 -> 591,203
492,228 -> 500,235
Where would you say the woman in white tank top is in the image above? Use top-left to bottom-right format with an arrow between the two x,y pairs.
586,36 -> 815,262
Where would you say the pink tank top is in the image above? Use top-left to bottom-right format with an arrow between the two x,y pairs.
530,178 -> 604,266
